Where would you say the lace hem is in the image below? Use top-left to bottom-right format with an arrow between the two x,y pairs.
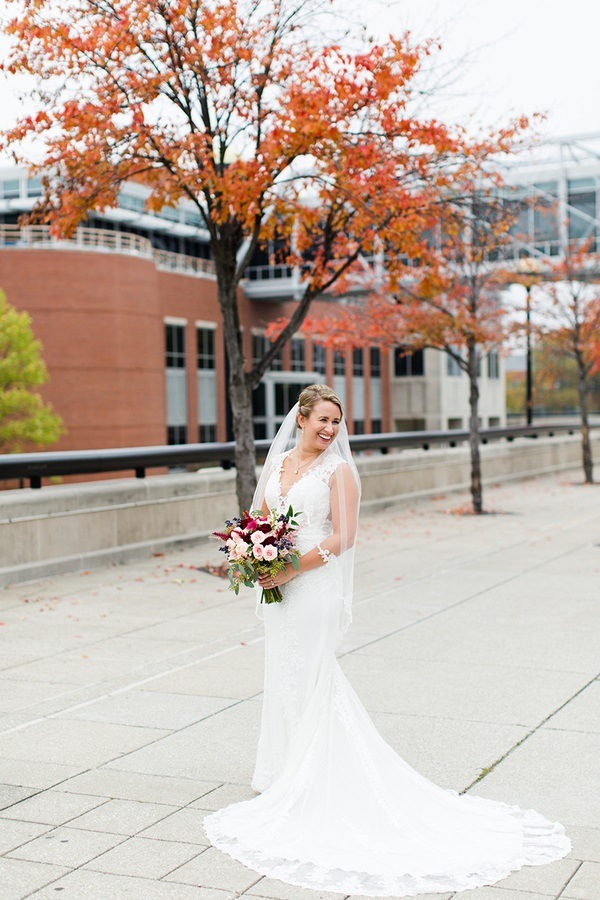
203,804 -> 571,897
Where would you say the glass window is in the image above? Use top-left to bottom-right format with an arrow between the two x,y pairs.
290,337 -> 305,372
568,190 -> 596,242
446,352 -> 462,377
313,344 -> 326,375
370,347 -> 381,378
252,382 -> 267,440
534,198 -> 558,244
119,192 -> 146,213
159,205 -> 180,222
197,328 -> 215,370
252,334 -> 267,366
353,348 -> 364,376
167,425 -> 187,445
394,347 -> 424,377
184,209 -> 202,228
26,178 -> 43,198
199,424 -> 217,442
353,420 -> 365,435
333,350 -> 346,376
487,350 -> 500,379
166,323 -> 186,368
252,334 -> 282,370
275,381 -> 309,418
1,179 -> 20,200
533,181 -> 558,195
568,177 -> 596,192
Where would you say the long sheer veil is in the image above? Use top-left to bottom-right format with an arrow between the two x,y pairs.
251,402 -> 361,645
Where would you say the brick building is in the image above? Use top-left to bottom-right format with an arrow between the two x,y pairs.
0,168 -> 394,452
0,163 -> 519,453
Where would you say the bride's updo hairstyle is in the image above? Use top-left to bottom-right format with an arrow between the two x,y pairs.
297,384 -> 344,423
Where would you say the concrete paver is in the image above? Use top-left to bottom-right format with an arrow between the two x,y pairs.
0,857 -> 69,899
28,868 -> 236,898
85,834 -> 202,878
139,807 -> 213,845
0,790 -> 108,827
164,845 -> 261,892
66,798 -> 180,836
0,820 -> 52,856
0,472 -> 598,899
561,862 -> 600,899
58,770 -> 221,806
5,824 -> 125,867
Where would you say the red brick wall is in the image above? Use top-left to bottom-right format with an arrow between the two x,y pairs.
0,248 -> 217,451
0,247 -> 391,461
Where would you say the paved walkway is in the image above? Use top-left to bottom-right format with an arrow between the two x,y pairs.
0,473 -> 598,900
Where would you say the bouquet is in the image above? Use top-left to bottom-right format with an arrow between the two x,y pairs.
212,505 -> 301,604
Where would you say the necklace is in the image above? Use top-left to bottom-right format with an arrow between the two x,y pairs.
294,449 -> 320,475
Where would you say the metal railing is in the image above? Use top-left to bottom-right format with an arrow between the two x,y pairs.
154,248 -> 215,277
0,423 -> 590,490
0,223 -> 153,257
0,224 -> 217,279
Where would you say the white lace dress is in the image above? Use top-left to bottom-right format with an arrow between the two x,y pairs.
204,453 -> 571,897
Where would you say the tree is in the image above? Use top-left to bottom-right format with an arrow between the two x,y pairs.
535,243 -> 600,483
293,182 -> 524,513
0,291 -> 65,452
1,0 -> 522,509
526,341 -> 600,415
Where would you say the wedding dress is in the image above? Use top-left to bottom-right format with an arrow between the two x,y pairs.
204,437 -> 570,896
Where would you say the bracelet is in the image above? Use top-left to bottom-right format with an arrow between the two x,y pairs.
317,543 -> 333,564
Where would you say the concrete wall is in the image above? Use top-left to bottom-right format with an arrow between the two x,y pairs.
1,432 -> 598,586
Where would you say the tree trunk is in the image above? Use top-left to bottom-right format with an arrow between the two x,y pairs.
577,360 -> 594,484
229,372 -> 257,510
467,343 -> 483,514
213,246 -> 258,512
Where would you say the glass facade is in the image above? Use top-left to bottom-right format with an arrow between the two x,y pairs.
568,177 -> 597,248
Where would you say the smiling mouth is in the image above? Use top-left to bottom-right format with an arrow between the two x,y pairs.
318,433 -> 332,441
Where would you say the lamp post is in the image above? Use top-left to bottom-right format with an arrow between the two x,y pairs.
516,258 -> 543,425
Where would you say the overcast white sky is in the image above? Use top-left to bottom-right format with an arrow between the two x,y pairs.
366,0 -> 600,137
0,0 -> 599,156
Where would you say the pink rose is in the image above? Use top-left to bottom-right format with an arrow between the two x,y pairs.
251,531 -> 266,545
262,545 -> 277,561
252,544 -> 264,559
230,541 -> 249,561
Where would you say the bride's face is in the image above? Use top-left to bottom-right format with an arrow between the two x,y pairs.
298,400 -> 342,453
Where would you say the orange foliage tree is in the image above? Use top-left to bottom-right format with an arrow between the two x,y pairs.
536,243 -> 600,483
293,183 -> 525,513
1,0 -> 524,508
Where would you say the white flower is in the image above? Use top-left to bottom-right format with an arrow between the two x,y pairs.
253,544 -> 265,559
262,545 -> 278,561
251,531 -> 266,544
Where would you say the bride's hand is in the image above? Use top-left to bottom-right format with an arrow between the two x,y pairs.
258,565 -> 296,589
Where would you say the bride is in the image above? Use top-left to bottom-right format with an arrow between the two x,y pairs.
204,384 -> 570,897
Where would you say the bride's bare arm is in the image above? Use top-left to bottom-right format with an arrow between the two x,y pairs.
258,463 -> 359,587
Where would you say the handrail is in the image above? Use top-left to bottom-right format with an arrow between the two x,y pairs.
0,224 -> 217,278
0,423 -> 590,489
0,223 -> 153,256
154,248 -> 215,276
